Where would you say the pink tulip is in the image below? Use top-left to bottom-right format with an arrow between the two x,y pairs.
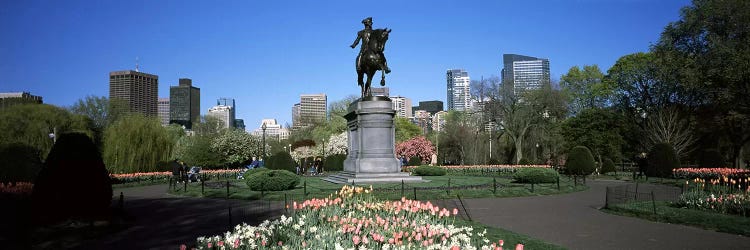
516,243 -> 524,250
180,244 -> 187,250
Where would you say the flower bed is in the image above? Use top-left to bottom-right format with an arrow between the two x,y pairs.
673,168 -> 750,179
0,182 -> 33,195
110,169 -> 245,184
193,185 -> 521,249
408,165 -> 552,177
676,191 -> 750,216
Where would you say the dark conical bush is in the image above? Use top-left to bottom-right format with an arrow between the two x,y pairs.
324,154 -> 346,171
268,151 -> 296,173
699,149 -> 725,168
601,158 -> 616,174
408,156 -> 422,166
565,146 -> 596,176
647,143 -> 680,178
31,133 -> 112,225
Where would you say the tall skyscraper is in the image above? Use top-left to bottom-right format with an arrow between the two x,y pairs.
109,70 -> 158,116
291,103 -> 301,128
390,96 -> 412,118
207,105 -> 233,129
217,97 -> 236,128
158,98 -> 170,126
446,69 -> 471,111
294,94 -> 327,128
169,78 -> 201,129
501,54 -> 550,95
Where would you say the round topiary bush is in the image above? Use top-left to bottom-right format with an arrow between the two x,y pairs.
324,154 -> 346,172
242,167 -> 270,180
407,156 -> 422,166
565,146 -> 596,176
245,169 -> 300,191
31,132 -> 112,225
699,149 -> 725,168
601,158 -> 616,174
647,143 -> 680,178
512,168 -> 559,184
411,165 -> 447,176
268,151 -> 296,173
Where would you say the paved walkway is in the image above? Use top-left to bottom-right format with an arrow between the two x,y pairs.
82,180 -> 750,249
79,184 -> 283,250
456,180 -> 750,250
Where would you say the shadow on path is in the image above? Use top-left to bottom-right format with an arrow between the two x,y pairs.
79,184 -> 283,250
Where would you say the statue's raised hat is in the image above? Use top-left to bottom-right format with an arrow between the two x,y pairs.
362,17 -> 372,24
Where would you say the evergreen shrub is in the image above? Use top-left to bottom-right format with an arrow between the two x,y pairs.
565,146 -> 596,175
408,156 -> 422,166
647,143 -> 680,178
601,158 -> 616,174
324,154 -> 346,171
268,151 -> 296,173
245,169 -> 299,191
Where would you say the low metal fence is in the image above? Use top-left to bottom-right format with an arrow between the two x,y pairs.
605,182 -> 682,214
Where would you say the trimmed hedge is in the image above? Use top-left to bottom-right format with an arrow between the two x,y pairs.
601,158 -> 616,174
324,154 -> 346,171
512,168 -> 559,184
565,146 -> 596,175
411,165 -> 446,176
647,143 -> 680,178
245,169 -> 299,191
0,143 -> 42,183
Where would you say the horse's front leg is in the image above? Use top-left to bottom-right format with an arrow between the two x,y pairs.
380,70 -> 386,86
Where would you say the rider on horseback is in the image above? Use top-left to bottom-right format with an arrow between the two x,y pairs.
350,17 -> 390,74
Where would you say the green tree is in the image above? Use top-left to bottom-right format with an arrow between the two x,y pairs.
174,135 -> 224,169
0,104 -> 91,160
211,129 -> 258,168
561,108 -> 625,164
395,117 -> 421,143
561,65 -> 613,115
102,114 -> 174,173
193,115 -> 225,137
652,0 -> 750,167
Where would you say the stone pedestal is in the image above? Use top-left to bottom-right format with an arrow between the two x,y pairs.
324,96 -> 423,184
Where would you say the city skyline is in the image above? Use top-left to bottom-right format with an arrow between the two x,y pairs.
0,0 -> 690,126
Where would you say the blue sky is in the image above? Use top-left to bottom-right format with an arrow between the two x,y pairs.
0,0 -> 690,129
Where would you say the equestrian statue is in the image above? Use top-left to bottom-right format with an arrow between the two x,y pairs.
350,17 -> 391,97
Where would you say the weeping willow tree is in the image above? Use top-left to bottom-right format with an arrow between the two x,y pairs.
103,114 -> 176,173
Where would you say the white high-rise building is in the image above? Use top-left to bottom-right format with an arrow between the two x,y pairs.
446,69 -> 471,111
157,98 -> 170,126
390,96 -> 412,118
207,105 -> 233,129
252,119 -> 290,141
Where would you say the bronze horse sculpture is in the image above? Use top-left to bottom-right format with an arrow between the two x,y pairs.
356,28 -> 391,97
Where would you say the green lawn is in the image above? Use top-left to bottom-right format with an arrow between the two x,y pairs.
604,201 -> 750,236
169,174 -> 587,201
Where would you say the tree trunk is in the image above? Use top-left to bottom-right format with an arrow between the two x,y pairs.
515,138 -> 523,164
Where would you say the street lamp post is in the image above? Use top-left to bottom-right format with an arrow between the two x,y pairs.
261,122 -> 267,160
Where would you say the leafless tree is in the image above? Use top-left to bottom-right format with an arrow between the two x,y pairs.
645,107 -> 696,158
